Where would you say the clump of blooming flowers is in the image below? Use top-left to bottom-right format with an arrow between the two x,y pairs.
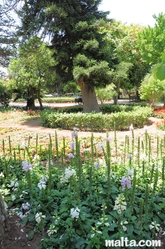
35,212 -> 46,224
60,168 -> 76,183
38,176 -> 48,190
70,207 -> 80,219
71,127 -> 79,139
22,202 -> 30,211
113,193 -> 127,214
22,161 -> 32,172
121,176 -> 131,191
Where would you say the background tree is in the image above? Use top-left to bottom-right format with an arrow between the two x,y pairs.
139,13 -> 165,65
16,0 -> 113,112
96,83 -> 116,104
111,61 -> 133,104
0,0 -> 19,76
139,13 -> 165,105
104,21 -> 150,102
8,37 -> 56,110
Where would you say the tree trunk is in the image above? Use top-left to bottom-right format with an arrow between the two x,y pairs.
0,194 -> 8,241
26,86 -> 36,110
80,83 -> 100,113
113,95 -> 118,105
113,80 -> 120,105
26,97 -> 35,110
37,89 -> 43,111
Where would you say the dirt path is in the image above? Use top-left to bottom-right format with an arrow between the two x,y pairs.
0,114 -> 164,144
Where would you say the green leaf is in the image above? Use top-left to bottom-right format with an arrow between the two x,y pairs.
155,64 -> 165,80
27,230 -> 34,241
20,216 -> 28,225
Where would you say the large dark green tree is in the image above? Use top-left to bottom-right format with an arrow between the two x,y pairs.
17,0 -> 113,112
0,0 -> 18,75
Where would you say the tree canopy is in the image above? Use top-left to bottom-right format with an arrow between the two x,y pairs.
15,0 -> 114,112
8,37 -> 56,110
0,0 -> 19,75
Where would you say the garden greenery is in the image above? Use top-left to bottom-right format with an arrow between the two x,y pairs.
0,125 -> 165,248
40,106 -> 152,131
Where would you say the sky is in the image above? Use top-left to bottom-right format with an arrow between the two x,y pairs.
99,0 -> 165,26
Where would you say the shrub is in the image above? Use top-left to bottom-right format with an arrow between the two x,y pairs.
40,106 -> 152,131
139,74 -> 165,107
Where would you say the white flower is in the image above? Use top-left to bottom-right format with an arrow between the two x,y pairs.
21,141 -> 28,148
121,221 -> 128,231
61,168 -> 76,183
38,176 -> 48,190
129,124 -> 134,131
97,142 -> 103,150
0,172 -> 4,177
70,207 -> 80,219
143,125 -> 148,132
38,182 -> 46,190
47,224 -> 57,236
10,179 -> 19,188
127,168 -> 134,176
149,221 -> 160,232
94,161 -> 100,168
35,212 -> 46,223
65,168 -> 76,178
113,194 -> 127,214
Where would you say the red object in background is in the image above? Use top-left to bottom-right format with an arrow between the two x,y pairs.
154,107 -> 165,115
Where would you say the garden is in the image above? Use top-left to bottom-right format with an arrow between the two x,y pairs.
0,105 -> 165,249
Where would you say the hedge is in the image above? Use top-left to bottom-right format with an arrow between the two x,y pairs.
40,106 -> 152,131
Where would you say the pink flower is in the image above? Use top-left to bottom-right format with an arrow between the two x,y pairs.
22,161 -> 32,172
70,141 -> 75,150
68,153 -> 74,159
121,176 -> 131,191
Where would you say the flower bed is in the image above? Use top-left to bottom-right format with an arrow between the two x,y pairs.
0,128 -> 165,248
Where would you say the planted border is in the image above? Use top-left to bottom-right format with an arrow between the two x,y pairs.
40,106 -> 152,131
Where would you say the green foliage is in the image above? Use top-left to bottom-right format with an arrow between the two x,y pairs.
104,21 -> 149,90
63,81 -> 80,94
0,126 -> 165,248
0,79 -> 11,107
40,107 -> 152,131
73,60 -> 113,87
139,13 -> 165,65
8,37 -> 56,108
139,74 -> 165,107
95,84 -> 116,104
18,0 -> 110,86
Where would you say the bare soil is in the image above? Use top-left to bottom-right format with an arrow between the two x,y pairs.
0,110 -> 165,249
